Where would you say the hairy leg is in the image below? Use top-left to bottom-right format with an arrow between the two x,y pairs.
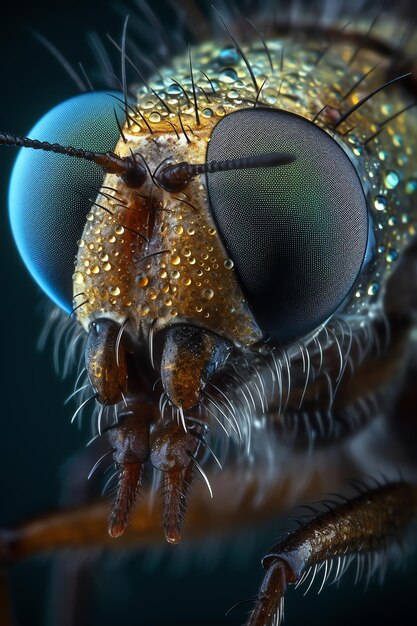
247,481 -> 417,626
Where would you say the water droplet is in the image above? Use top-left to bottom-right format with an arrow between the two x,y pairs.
196,305 -> 203,313
182,277 -> 192,286
172,270 -> 180,279
393,134 -> 403,147
86,212 -> 94,221
174,225 -> 184,235
202,288 -> 214,300
202,108 -> 213,118
386,249 -> 398,262
374,195 -> 387,211
138,276 -> 148,287
149,112 -> 161,123
91,265 -> 100,274
378,150 -> 388,161
171,255 -> 181,265
406,180 -> 417,194
149,289 -> 157,300
367,282 -> 380,296
219,68 -> 238,83
158,269 -> 168,279
103,262 -> 112,271
208,227 -> 216,236
109,286 -> 120,296
100,253 -> 109,262
167,83 -> 182,95
388,216 -> 397,226
218,47 -> 239,65
384,170 -> 400,189
108,235 -> 116,243
224,259 -> 234,269
77,239 -> 85,248
187,227 -> 195,235
115,225 -> 125,235
227,89 -> 239,99
73,272 -> 84,285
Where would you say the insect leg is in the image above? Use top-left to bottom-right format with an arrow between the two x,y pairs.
247,482 -> 417,626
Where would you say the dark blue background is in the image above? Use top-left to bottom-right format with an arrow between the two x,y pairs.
0,1 -> 416,625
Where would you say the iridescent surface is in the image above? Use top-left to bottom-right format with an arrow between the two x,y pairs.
9,91 -> 123,312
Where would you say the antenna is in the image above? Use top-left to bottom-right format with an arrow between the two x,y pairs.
0,131 -> 147,188
155,152 -> 296,192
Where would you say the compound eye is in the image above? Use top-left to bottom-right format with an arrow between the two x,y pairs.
9,91 -> 124,313
206,108 -> 369,343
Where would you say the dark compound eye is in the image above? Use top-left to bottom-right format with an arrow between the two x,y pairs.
8,91 -> 124,313
206,108 -> 369,343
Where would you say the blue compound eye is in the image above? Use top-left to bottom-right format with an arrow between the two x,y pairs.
206,108 -> 369,343
8,91 -> 124,313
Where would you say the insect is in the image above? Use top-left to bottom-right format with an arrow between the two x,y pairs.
1,0 -> 417,625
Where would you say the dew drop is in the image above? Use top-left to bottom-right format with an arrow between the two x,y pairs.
224,259 -> 234,269
219,68 -> 238,83
384,171 -> 400,189
406,180 -> 417,194
171,255 -> 181,265
202,288 -> 214,300
386,249 -> 398,262
218,47 -> 239,65
109,286 -> 121,296
367,282 -> 380,296
167,84 -> 182,95
138,276 -> 149,287
73,272 -> 84,285
374,195 -> 387,211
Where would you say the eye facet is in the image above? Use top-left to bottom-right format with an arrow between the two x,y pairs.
206,108 -> 369,343
8,91 -> 123,313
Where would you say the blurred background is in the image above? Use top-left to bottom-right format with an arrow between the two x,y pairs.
0,1 -> 417,625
